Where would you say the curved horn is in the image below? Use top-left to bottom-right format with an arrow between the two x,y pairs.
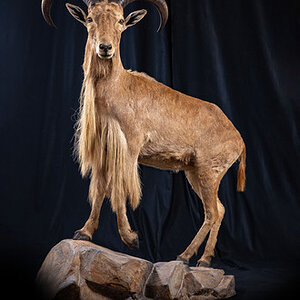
117,0 -> 168,31
41,0 -> 94,27
41,0 -> 56,27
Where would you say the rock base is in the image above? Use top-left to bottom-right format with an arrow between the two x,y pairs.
36,240 -> 235,300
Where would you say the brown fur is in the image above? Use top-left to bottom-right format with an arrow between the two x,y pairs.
74,27 -> 141,211
237,146 -> 246,192
70,0 -> 246,266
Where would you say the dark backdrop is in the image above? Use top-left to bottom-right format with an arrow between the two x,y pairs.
0,0 -> 299,299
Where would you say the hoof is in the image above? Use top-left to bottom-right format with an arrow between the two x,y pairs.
196,260 -> 211,268
73,231 -> 91,241
130,237 -> 140,250
176,256 -> 189,265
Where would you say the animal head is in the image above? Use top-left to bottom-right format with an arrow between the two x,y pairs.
41,0 -> 168,60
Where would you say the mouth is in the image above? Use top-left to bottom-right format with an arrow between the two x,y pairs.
97,52 -> 114,59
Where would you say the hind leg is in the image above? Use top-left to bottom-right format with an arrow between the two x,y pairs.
197,145 -> 244,266
197,198 -> 225,267
177,170 -> 219,264
73,172 -> 105,241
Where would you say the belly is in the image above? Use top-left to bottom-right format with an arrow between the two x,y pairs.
138,146 -> 196,171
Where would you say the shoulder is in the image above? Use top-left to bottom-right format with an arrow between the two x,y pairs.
126,69 -> 158,83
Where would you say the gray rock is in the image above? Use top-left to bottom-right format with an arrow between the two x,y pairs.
214,275 -> 236,299
183,266 -> 235,299
36,240 -> 153,300
36,240 -> 236,299
145,261 -> 188,299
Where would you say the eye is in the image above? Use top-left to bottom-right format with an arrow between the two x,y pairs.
87,17 -> 93,23
119,19 -> 125,25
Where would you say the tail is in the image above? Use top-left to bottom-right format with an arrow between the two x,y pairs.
237,144 -> 246,192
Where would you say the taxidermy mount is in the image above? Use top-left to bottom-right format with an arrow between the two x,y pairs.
41,0 -> 246,267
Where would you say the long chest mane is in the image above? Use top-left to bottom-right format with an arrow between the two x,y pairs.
74,76 -> 140,211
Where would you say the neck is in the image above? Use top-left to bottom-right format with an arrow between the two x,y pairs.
83,44 -> 124,82
76,44 -> 124,177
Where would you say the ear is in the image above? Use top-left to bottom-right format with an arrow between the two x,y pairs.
125,9 -> 147,28
66,3 -> 87,25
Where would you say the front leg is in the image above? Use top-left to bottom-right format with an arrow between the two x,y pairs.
109,125 -> 143,249
73,171 -> 105,241
116,199 -> 139,249
114,151 -> 141,249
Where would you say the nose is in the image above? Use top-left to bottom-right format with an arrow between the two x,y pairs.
99,43 -> 112,52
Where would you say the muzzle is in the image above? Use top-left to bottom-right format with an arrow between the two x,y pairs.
96,42 -> 115,59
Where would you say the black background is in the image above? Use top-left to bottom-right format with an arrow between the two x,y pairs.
0,0 -> 299,299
